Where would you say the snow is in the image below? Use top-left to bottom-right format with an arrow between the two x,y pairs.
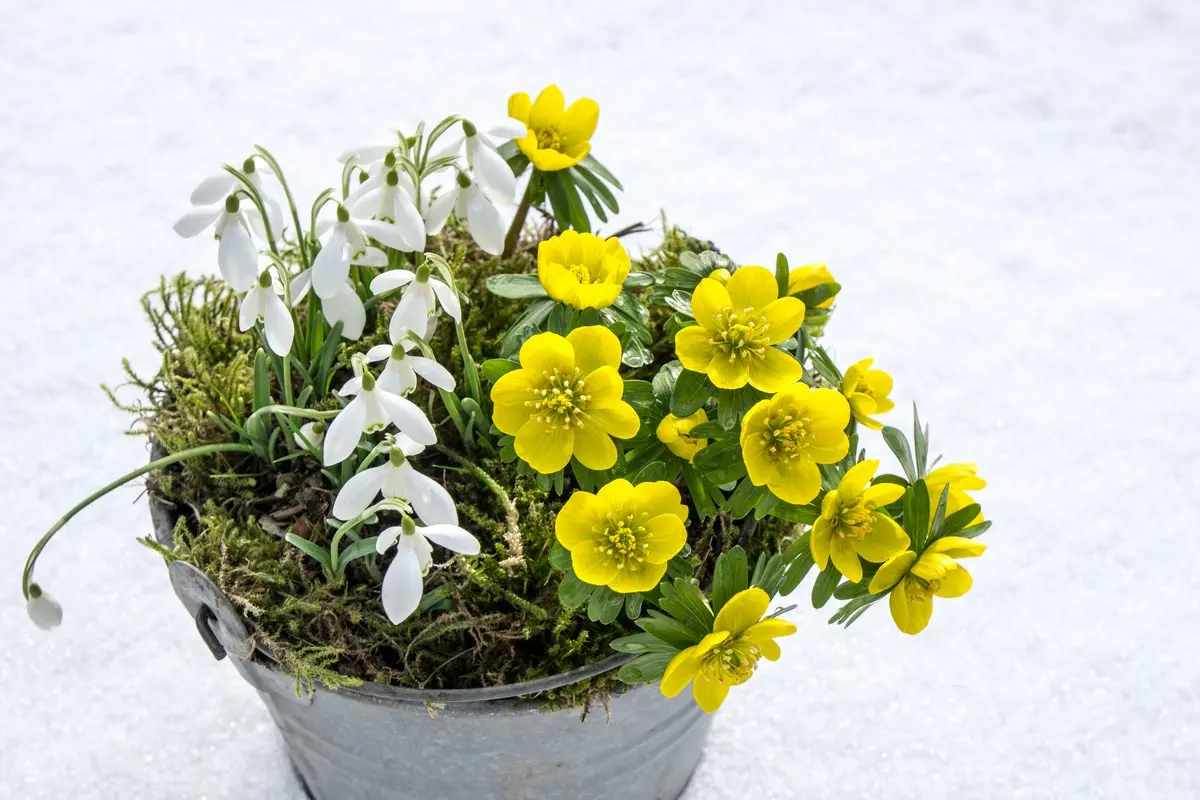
2,1 -> 1198,797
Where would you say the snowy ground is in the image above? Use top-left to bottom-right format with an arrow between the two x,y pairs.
2,2 -> 1198,798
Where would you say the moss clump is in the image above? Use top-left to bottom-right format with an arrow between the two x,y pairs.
126,220 -> 794,706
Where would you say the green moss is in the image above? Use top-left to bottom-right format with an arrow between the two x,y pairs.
128,221 -> 788,707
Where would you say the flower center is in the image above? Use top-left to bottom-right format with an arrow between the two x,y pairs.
760,414 -> 813,462
711,308 -> 770,363
833,502 -> 874,542
595,513 -> 650,570
903,575 -> 932,602
700,636 -> 762,686
567,262 -> 593,283
527,368 -> 590,429
536,126 -> 564,151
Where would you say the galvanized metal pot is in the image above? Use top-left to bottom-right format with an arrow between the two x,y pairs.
150,496 -> 713,800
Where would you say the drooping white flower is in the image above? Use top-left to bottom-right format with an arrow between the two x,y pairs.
333,446 -> 457,526
238,273 -> 294,356
189,158 -> 284,240
432,118 -> 524,203
364,340 -> 456,396
290,262 -> 376,341
338,138 -> 402,175
371,264 -> 463,342
312,203 -> 424,300
348,169 -> 426,252
376,516 -> 480,624
323,373 -> 437,466
26,585 -> 63,631
297,422 -> 325,455
422,170 -> 507,256
172,195 -> 258,292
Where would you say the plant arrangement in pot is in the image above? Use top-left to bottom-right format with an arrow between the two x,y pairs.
21,84 -> 992,800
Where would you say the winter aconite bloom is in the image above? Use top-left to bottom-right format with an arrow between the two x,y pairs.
925,463 -> 986,524
655,410 -> 709,463
377,517 -> 480,624
490,327 -> 640,474
741,384 -> 851,505
25,584 -> 63,631
537,231 -> 631,309
869,537 -> 987,635
238,273 -> 294,356
555,480 -> 687,593
660,588 -> 796,712
508,84 -> 598,171
787,264 -> 837,309
840,358 -> 895,430
810,459 -> 908,583
675,266 -> 806,391
333,446 -> 456,526
323,373 -> 437,466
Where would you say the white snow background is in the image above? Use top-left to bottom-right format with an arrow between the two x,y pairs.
2,2 -> 1197,798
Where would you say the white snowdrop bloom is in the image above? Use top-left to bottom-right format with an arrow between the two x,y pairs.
289,268 -> 368,340
189,158 -> 284,240
349,169 -> 426,252
238,273 -> 294,356
172,195 -> 258,292
364,340 -> 456,396
433,118 -> 525,203
26,585 -> 62,631
376,517 -> 480,624
312,203 -> 424,301
371,264 -> 463,343
333,446 -> 457,525
422,170 -> 506,256
323,373 -> 437,466
338,138 -> 402,174
296,421 -> 325,455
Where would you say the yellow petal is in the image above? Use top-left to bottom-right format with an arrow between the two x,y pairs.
707,352 -> 750,389
863,483 -> 905,507
810,516 -> 832,570
746,347 -> 802,393
713,587 -> 769,636
768,459 -> 821,505
675,326 -> 715,372
725,265 -> 777,311
850,395 -> 883,430
830,535 -> 863,583
537,260 -> 580,305
743,617 -> 797,660
568,326 -> 622,373
630,480 -> 687,521
838,459 -> 879,502
927,536 -> 987,559
889,578 -> 933,635
595,478 -> 634,507
787,264 -> 834,295
806,387 -> 852,431
560,97 -> 599,146
519,331 -> 573,374
581,366 -> 623,408
692,674 -> 731,713
489,370 -> 533,435
934,564 -> 973,598
571,544 -> 617,587
555,491 -> 604,549
868,550 -> 917,594
507,92 -> 531,123
528,84 -> 565,130
529,147 -> 580,171
760,297 -> 805,344
655,415 -> 681,445
642,513 -> 687,563
855,514 -> 910,563
573,420 -> 617,470
514,133 -> 542,164
609,559 -> 668,594
515,418 -> 573,474
573,283 -> 622,309
911,552 -> 954,581
589,403 -> 640,439
690,278 -> 732,330
927,463 -> 987,492
660,645 -> 701,698
865,369 -> 894,399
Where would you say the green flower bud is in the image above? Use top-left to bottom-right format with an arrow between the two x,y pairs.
401,516 -> 417,536
224,195 -> 240,213
415,263 -> 430,283
461,119 -> 477,137
384,151 -> 397,168
456,171 -> 471,189
386,170 -> 400,187
243,157 -> 256,173
391,342 -> 407,360
389,448 -> 406,467
258,271 -> 272,288
336,204 -> 350,223
361,370 -> 376,391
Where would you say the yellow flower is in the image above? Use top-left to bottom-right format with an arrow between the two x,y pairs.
840,357 -> 895,430
675,265 -> 806,391
660,588 -> 796,712
740,384 -> 850,505
491,326 -> 640,474
537,231 -> 630,309
508,84 -> 598,172
926,463 -> 986,525
555,479 -> 688,593
868,537 -> 987,635
787,263 -> 836,309
655,409 -> 709,463
811,459 -> 909,583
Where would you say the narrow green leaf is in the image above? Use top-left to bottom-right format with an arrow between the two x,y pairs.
913,404 -> 929,479
485,273 -> 548,299
557,571 -> 594,610
609,632 -> 677,655
333,537 -> 379,577
580,154 -> 623,191
252,349 -> 271,410
588,585 -> 624,623
775,253 -> 790,298
811,563 -> 841,609
635,611 -> 702,650
670,369 -> 711,416
481,358 -> 519,383
624,592 -> 644,620
882,426 -> 918,483
285,533 -> 332,573
711,546 -> 749,613
549,541 -> 573,572
617,652 -> 673,685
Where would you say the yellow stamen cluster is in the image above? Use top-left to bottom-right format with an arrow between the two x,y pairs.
698,638 -> 762,686
596,513 -> 651,572
526,368 -> 591,429
710,307 -> 770,364
760,413 -> 813,462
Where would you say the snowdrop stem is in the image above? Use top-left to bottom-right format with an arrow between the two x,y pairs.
222,165 -> 279,256
502,177 -> 537,259
434,446 -> 524,571
329,498 -> 410,574
252,145 -> 309,270
21,442 -> 255,601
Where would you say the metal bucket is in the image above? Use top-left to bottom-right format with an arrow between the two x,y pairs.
151,496 -> 713,800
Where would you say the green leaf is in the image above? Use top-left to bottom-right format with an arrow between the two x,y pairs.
580,153 -> 623,191
956,520 -> 992,539
939,503 -> 982,537
610,632 -> 677,655
928,484 -> 951,541
681,464 -> 718,519
793,282 -> 841,309
913,404 -> 929,479
882,426 -> 918,483
811,563 -> 841,609
557,571 -> 594,610
769,502 -> 820,525
658,579 -> 715,636
285,533 -> 332,575
624,592 -> 644,620
333,536 -> 379,577
481,358 -> 519,383
485,273 -> 548,299
754,553 -> 788,597
775,252 -> 790,298
711,546 -> 749,613
571,164 -> 621,213
652,361 -> 682,404
588,585 -> 625,623
670,369 -> 711,417
635,611 -> 703,650
617,652 -> 674,685
499,299 -> 555,357
622,380 -> 656,411
907,479 -> 931,551
549,541 -> 573,572
779,549 -> 816,597
543,171 -> 574,231
561,173 -> 591,233
723,479 -> 767,520
252,348 -> 271,411
623,272 -> 655,289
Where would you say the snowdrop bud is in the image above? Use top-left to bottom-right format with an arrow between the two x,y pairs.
405,136 -> 418,149
416,263 -> 431,282
386,170 -> 400,187
391,342 -> 407,360
26,584 -> 63,631
258,270 -> 272,288
384,151 -> 397,168
336,204 -> 350,223
243,157 -> 256,173
361,370 -> 376,391
225,195 -> 240,213
461,119 -> 477,137
401,516 -> 417,536
456,171 -> 472,189
389,448 -> 406,467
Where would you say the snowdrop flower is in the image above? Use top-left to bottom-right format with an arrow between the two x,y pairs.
290,257 -> 379,341
371,263 -> 463,343
364,339 -> 456,396
26,584 -> 62,631
348,169 -> 426,252
333,445 -> 457,526
189,158 -> 283,240
172,194 -> 258,292
312,203 -> 424,301
323,371 -> 437,466
297,421 -> 325,455
423,170 -> 507,256
376,516 -> 480,624
338,138 -> 402,175
433,118 -> 524,203
238,272 -> 294,356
